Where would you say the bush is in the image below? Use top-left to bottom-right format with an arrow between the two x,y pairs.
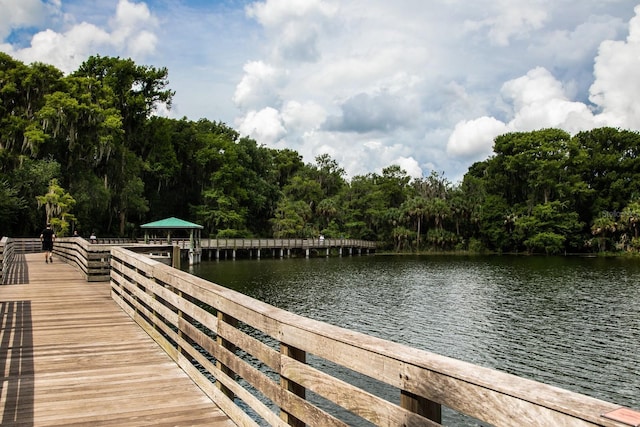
524,232 -> 565,254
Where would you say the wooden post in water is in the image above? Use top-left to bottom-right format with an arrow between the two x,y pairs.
172,245 -> 181,269
280,343 -> 305,427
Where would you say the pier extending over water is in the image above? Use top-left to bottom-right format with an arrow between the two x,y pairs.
1,236 -> 639,426
148,237 -> 377,263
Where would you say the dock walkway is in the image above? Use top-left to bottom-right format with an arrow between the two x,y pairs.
0,253 -> 235,426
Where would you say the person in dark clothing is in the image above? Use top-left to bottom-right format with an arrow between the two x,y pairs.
40,223 -> 56,263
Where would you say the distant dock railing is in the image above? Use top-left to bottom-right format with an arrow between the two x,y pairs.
145,237 -> 376,262
109,246 -> 636,427
5,236 -> 376,282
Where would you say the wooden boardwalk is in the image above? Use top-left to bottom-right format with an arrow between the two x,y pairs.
0,253 -> 236,426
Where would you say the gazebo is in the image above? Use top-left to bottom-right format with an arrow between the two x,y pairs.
141,217 -> 204,265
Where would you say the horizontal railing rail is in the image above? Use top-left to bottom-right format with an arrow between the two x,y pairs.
109,246 -> 633,427
202,238 -> 377,250
53,238 -> 171,281
143,237 -> 377,251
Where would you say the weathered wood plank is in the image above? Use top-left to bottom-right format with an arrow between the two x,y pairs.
280,355 -> 440,427
0,253 -> 236,427
109,246 -> 638,427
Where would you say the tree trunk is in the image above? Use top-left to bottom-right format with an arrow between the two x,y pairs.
119,210 -> 126,237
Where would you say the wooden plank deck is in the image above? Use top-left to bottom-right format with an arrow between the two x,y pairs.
0,253 -> 236,426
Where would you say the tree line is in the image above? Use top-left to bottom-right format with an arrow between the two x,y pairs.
2,52 -> 639,254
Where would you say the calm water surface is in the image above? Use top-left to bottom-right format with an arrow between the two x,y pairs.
187,254 -> 640,424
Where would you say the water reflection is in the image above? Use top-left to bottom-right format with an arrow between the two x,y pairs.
187,255 -> 640,421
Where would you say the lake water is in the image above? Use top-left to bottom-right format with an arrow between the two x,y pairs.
186,254 -> 640,425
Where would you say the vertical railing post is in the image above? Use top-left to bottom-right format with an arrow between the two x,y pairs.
216,312 -> 237,400
176,288 -> 184,357
400,390 -> 441,424
280,343 -> 306,426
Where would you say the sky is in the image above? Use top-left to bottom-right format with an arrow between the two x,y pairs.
2,0 -> 640,183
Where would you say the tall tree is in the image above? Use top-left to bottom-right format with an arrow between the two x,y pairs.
73,56 -> 174,235
36,179 -> 77,236
402,196 -> 428,250
0,54 -> 65,163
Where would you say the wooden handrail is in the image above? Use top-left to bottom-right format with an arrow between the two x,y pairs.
52,238 -> 172,281
108,246 -> 634,427
201,238 -> 377,250
0,237 -> 11,284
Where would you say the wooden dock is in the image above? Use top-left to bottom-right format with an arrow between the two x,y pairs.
3,238 -> 639,427
0,253 -> 235,426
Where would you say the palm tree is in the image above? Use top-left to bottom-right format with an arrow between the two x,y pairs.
591,215 -> 617,252
621,201 -> 640,239
402,196 -> 428,250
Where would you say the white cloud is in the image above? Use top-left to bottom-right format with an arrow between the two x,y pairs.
501,67 -> 598,132
4,24 -> 110,72
447,117 -> 507,159
446,66 -> 603,161
126,30 -> 157,57
110,0 -> 157,55
589,4 -> 640,129
232,61 -> 286,110
236,107 -> 287,145
394,156 -> 422,179
246,0 -> 337,62
281,100 -> 327,130
446,4 -> 640,165
464,1 -> 549,46
3,0 -> 157,73
0,0 -> 51,39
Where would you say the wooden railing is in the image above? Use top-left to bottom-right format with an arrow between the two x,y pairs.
144,238 -> 377,250
109,246 -> 634,427
53,237 -> 167,281
201,238 -> 376,250
0,237 -> 14,284
0,237 -> 39,273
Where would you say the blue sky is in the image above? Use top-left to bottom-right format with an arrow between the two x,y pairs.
2,1 -> 640,182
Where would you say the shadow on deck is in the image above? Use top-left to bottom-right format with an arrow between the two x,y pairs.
1,253 -> 29,285
0,299 -> 34,425
0,253 -> 235,426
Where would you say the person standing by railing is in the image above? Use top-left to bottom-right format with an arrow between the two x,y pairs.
40,223 -> 56,263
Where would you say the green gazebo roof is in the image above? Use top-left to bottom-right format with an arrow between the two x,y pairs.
141,217 -> 203,229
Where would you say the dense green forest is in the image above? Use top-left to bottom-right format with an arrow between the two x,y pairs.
2,52 -> 640,254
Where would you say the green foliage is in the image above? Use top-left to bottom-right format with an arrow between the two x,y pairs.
36,178 -> 77,236
0,180 -> 26,236
3,51 -> 640,256
425,229 -> 459,251
271,198 -> 313,238
5,158 -> 61,235
524,232 -> 565,255
590,214 -> 618,252
467,238 -> 484,253
216,228 -> 250,238
514,202 -> 583,253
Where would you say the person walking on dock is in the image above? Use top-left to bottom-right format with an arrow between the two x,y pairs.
40,223 -> 56,263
